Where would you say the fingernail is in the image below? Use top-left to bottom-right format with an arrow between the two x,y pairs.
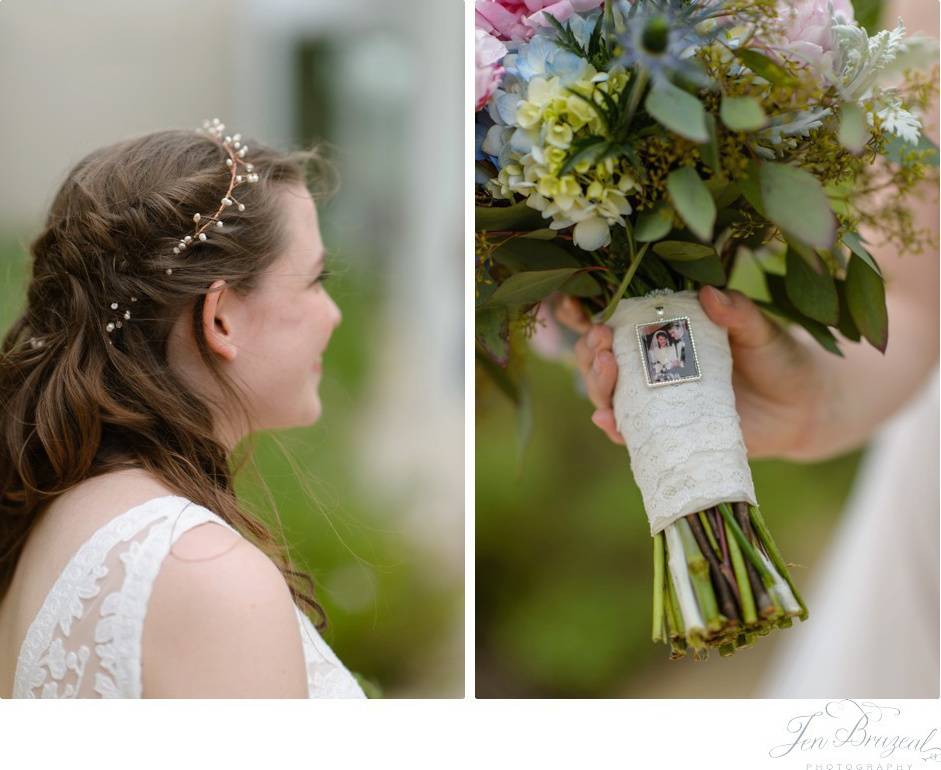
587,326 -> 600,348
709,285 -> 732,306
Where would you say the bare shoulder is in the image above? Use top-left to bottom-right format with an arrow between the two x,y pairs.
141,521 -> 309,698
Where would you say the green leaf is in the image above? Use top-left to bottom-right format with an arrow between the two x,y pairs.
493,236 -> 602,296
520,228 -> 558,240
784,245 -> 839,325
760,162 -> 836,249
476,202 -> 544,232
634,205 -> 674,242
475,306 -> 510,366
701,111 -> 722,176
652,240 -> 716,261
668,255 -> 726,285
733,48 -> 798,87
492,237 -> 579,271
666,167 -> 716,242
757,297 -> 843,356
644,79 -> 708,143
845,253 -> 888,352
834,279 -> 861,342
739,162 -> 766,217
720,96 -> 768,131
487,267 -> 588,307
637,254 -> 680,291
710,181 -> 741,209
840,231 -> 882,277
838,103 -> 868,153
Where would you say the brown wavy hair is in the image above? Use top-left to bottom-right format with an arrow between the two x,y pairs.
0,127 -> 336,627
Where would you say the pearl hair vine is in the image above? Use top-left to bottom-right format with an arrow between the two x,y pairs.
102,117 -> 259,343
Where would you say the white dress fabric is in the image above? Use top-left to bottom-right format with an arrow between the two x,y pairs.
762,368 -> 939,697
12,495 -> 366,699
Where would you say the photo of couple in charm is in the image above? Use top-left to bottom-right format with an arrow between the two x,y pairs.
639,318 -> 700,386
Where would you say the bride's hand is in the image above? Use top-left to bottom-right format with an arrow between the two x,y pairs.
554,286 -> 826,460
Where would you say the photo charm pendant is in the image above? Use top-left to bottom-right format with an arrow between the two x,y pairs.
635,304 -> 703,388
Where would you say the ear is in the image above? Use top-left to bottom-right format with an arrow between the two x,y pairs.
202,279 -> 238,362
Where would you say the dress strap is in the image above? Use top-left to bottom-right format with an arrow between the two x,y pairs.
13,495 -> 239,698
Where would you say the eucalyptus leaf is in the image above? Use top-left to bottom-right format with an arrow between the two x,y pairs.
652,241 -> 716,261
720,96 -> 768,131
739,163 -> 766,217
733,49 -> 798,87
845,254 -> 888,352
520,229 -> 558,240
488,267 -> 587,307
834,279 -> 861,342
838,103 -> 868,153
475,306 -> 510,366
784,246 -> 839,325
841,231 -> 882,276
760,162 -> 836,249
634,205 -> 674,242
757,298 -> 843,356
476,202 -> 544,232
701,111 -> 721,176
666,166 -> 716,242
492,238 -> 579,271
645,79 -> 708,143
493,237 -> 601,297
669,255 -> 726,285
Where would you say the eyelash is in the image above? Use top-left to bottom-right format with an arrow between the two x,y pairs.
310,270 -> 332,288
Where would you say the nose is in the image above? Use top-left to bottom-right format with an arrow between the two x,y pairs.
328,292 -> 342,330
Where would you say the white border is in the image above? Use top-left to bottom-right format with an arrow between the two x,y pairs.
464,0 -> 475,703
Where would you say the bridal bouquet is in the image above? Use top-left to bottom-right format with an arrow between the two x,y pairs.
475,0 -> 938,658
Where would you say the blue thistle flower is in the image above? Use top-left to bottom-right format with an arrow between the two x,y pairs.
614,0 -> 724,86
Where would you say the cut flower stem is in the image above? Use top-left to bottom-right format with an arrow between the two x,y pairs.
653,502 -> 807,659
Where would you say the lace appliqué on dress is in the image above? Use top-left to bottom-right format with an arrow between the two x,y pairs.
13,495 -> 366,699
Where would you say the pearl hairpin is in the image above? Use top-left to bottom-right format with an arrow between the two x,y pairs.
104,117 -> 257,339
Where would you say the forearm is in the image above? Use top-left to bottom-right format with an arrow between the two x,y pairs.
787,300 -> 938,462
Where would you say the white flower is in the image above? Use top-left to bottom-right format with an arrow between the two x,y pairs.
573,216 -> 611,251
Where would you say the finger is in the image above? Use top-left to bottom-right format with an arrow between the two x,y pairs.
553,295 -> 592,334
591,408 -> 626,445
586,349 -> 618,409
574,323 -> 612,380
698,285 -> 781,350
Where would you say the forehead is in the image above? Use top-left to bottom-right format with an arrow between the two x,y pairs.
269,183 -> 322,273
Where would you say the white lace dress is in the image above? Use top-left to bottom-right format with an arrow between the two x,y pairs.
11,495 -> 366,699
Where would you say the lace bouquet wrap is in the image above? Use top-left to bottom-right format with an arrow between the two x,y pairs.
475,0 -> 937,659
606,290 -> 805,657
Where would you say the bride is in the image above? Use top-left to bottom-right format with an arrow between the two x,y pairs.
647,330 -> 680,382
0,120 -> 365,698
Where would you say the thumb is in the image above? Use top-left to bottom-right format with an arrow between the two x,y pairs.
698,285 -> 781,350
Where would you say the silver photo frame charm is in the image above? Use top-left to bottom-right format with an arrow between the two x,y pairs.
635,305 -> 703,388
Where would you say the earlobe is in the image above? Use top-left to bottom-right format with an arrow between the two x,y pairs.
203,280 -> 238,362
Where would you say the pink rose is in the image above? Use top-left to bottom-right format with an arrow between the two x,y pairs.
774,0 -> 856,70
476,29 -> 508,112
476,0 -> 605,43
